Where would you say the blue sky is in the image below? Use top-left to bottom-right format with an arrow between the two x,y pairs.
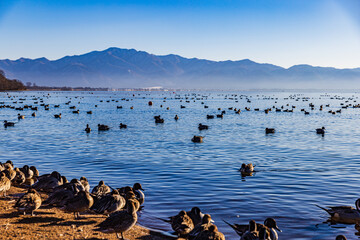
0,0 -> 359,68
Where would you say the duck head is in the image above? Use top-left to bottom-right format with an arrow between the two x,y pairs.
133,183 -> 144,191
191,207 -> 204,219
249,219 -> 257,232
264,218 -> 281,232
202,214 -> 212,224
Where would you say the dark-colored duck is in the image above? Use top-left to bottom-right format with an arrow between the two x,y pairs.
15,188 -> 42,216
54,113 -> 61,119
265,128 -> 275,134
316,199 -> 360,224
61,190 -> 94,219
91,189 -> 126,215
192,136 -> 204,143
32,171 -> 63,192
133,183 -> 145,205
85,124 -> 91,133
198,123 -> 209,131
316,127 -> 325,135
119,123 -> 127,129
95,199 -> 138,240
4,120 -> 15,127
187,207 -> 205,226
174,115 -> 179,121
98,124 -> 110,131
92,180 -> 111,198
44,179 -> 82,207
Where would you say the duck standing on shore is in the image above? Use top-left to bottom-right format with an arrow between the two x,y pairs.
95,199 -> 138,240
15,188 -> 42,216
60,190 -> 94,219
0,172 -> 11,197
92,180 -> 111,198
91,189 -> 125,215
132,183 -> 145,205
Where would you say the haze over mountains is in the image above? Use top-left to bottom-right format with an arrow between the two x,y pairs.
0,47 -> 359,89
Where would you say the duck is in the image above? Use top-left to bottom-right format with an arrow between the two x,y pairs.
80,176 -> 90,192
85,124 -> 91,133
240,220 -> 258,240
259,226 -> 271,240
61,190 -> 94,219
192,136 -> 204,143
98,124 -> 110,131
239,163 -> 254,174
13,168 -> 26,186
316,127 -> 325,134
17,114 -> 25,120
14,188 -> 42,216
207,115 -> 214,119
30,166 -> 39,178
154,115 -> 165,123
32,171 -> 63,192
316,199 -> 360,223
54,113 -> 61,119
224,217 -> 281,240
174,115 -> 179,121
20,165 -> 34,179
3,165 -> 16,181
124,191 -> 141,212
31,112 -> 36,117
86,110 -> 92,114
170,210 -> 195,236
4,120 -> 15,127
91,189 -> 126,215
91,180 -> 111,198
265,128 -> 275,134
0,172 -> 11,197
198,123 -> 209,131
189,214 -> 213,239
44,186 -> 77,207
187,207 -> 205,226
194,225 -> 225,240
132,183 -> 145,205
119,123 -> 127,129
94,199 -> 138,240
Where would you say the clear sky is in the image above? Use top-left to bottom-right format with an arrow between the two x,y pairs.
0,0 -> 359,68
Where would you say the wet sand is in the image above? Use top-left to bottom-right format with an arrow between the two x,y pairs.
0,186 -> 176,240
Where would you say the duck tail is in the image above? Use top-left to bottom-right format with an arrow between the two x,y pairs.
222,219 -> 242,236
315,204 -> 330,213
155,216 -> 171,223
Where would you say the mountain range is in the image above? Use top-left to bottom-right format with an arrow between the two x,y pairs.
0,47 -> 359,89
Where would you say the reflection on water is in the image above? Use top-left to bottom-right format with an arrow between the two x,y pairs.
1,91 -> 360,239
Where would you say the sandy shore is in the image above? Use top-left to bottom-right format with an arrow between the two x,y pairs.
0,186 -> 177,240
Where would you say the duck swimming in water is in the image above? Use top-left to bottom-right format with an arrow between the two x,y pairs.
192,136 -> 204,143
4,120 -> 15,127
316,199 -> 360,224
85,124 -> 91,133
239,163 -> 254,176
316,127 -> 325,135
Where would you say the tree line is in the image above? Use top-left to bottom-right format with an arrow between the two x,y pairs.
0,70 -> 26,91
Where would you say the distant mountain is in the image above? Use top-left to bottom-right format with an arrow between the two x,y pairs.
0,47 -> 359,89
0,69 -> 26,91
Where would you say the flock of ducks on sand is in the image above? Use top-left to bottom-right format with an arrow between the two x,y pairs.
0,160 -> 145,240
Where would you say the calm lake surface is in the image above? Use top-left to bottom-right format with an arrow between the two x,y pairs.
1,90 -> 360,240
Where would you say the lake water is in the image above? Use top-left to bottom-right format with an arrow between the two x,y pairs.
1,90 -> 360,240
